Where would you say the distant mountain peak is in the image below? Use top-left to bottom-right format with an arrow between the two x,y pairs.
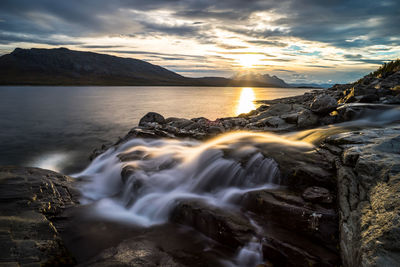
232,72 -> 289,87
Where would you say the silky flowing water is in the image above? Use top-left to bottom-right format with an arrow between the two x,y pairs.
73,106 -> 400,266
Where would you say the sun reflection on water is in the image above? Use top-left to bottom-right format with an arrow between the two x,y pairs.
236,87 -> 256,115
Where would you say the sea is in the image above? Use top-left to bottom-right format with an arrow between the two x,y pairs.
0,86 -> 313,173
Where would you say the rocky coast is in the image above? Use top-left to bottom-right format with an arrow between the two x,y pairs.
1,60 -> 399,266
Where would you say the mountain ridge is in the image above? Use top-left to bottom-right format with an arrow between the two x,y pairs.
0,48 -> 293,87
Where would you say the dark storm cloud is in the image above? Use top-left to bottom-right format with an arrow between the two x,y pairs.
100,50 -> 207,60
174,10 -> 248,20
139,21 -> 204,36
0,32 -> 82,45
0,0 -> 399,49
272,0 -> 400,48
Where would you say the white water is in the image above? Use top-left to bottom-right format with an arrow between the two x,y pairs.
74,132 -> 313,225
73,132 -> 313,266
30,152 -> 73,173
73,106 -> 400,266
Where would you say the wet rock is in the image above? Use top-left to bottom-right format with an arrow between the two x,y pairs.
242,189 -> 338,249
382,94 -> 400,104
139,112 -> 166,126
0,166 -> 79,266
297,109 -> 319,128
261,232 -> 339,267
171,200 -> 255,249
302,186 -> 333,204
130,127 -> 170,138
310,94 -> 337,114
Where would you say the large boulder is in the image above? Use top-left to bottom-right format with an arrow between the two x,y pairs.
139,112 -> 166,126
310,94 -> 337,114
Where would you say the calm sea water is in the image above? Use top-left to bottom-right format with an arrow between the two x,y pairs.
0,86 -> 313,173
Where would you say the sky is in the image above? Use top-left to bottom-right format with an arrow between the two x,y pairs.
0,0 -> 399,84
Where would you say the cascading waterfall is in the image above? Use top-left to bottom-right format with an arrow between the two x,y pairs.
73,106 -> 400,266
73,132 -> 313,266
74,132 -> 310,225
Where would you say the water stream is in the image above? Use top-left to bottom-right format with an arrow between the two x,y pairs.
73,106 -> 400,266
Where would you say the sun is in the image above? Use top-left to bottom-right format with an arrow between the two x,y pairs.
237,54 -> 264,68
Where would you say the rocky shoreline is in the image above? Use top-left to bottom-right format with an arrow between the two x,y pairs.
1,62 -> 399,266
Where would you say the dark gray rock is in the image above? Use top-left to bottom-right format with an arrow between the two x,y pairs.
207,126 -> 224,134
139,112 -> 166,126
242,189 -> 337,247
297,109 -> 319,128
310,95 -> 337,114
0,166 -> 79,266
82,239 -> 184,267
168,118 -> 194,128
358,94 -> 379,103
170,200 -> 255,249
302,186 -> 333,204
281,113 -> 299,124
326,126 -> 400,267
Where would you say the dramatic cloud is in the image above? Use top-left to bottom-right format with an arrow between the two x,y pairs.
0,0 -> 399,83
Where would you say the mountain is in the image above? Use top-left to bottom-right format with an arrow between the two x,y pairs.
233,73 -> 289,87
0,48 -> 291,87
0,48 -> 188,85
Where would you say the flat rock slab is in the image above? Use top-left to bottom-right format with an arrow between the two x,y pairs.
0,166 -> 79,266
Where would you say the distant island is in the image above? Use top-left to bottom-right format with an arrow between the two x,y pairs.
0,47 -> 308,87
